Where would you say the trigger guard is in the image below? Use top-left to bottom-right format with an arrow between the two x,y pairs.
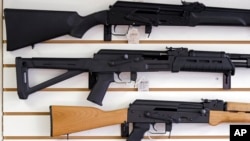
149,123 -> 168,134
113,25 -> 117,32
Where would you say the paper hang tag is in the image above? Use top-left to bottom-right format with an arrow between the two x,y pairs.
137,78 -> 149,92
126,27 -> 140,44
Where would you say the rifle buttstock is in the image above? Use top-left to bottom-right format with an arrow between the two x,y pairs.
4,9 -> 107,51
209,111 -> 250,126
4,9 -> 77,51
50,106 -> 127,137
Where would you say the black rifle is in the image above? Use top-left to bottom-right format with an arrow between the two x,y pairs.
4,1 -> 250,51
50,99 -> 250,140
16,47 -> 250,106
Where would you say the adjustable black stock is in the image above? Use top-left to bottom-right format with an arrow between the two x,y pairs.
15,47 -> 250,105
5,1 -> 250,51
50,99 -> 250,140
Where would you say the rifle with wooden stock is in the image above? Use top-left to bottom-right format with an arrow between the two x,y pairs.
50,99 -> 250,140
4,1 -> 250,51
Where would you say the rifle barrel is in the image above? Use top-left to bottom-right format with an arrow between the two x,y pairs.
228,53 -> 250,67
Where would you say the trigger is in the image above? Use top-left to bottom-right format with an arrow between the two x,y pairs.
145,25 -> 152,38
166,122 -> 172,132
166,122 -> 173,138
152,123 -> 158,132
116,72 -> 122,81
31,44 -> 35,49
131,72 -> 137,82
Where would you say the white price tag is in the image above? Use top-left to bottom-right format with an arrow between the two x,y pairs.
138,79 -> 149,91
127,27 -> 140,44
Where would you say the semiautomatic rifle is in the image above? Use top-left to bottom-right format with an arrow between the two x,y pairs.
50,99 -> 250,140
16,47 -> 250,106
4,1 -> 250,51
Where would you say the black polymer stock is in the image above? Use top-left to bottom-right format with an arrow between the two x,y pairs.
4,1 -> 250,51
16,47 -> 250,106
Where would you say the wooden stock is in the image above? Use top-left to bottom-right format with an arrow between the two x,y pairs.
209,111 -> 250,126
209,101 -> 250,125
50,106 -> 127,137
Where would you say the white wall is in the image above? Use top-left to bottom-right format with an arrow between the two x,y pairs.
0,0 -> 3,140
3,0 -> 250,141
